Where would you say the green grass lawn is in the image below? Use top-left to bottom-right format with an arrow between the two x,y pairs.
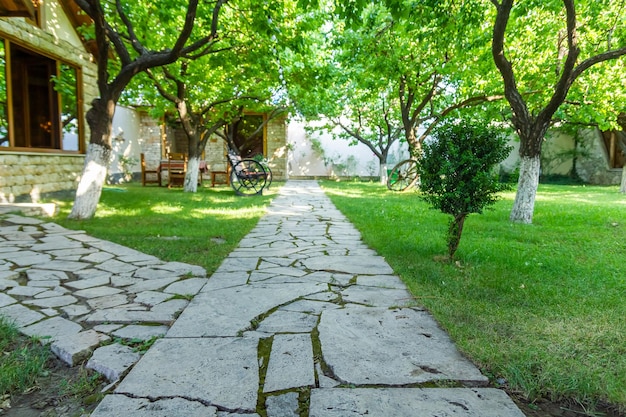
41,180 -> 625,412
49,183 -> 279,274
319,180 -> 626,413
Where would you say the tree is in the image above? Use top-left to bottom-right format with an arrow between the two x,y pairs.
416,120 -> 512,259
68,0 -> 227,219
287,2 -> 504,182
490,0 -> 626,223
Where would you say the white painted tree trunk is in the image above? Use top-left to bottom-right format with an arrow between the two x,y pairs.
620,165 -> 626,193
184,157 -> 200,193
68,143 -> 111,220
510,155 -> 541,224
379,161 -> 388,185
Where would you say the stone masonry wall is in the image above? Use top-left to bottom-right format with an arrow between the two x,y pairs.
266,116 -> 288,180
197,115 -> 289,181
0,154 -> 85,203
0,15 -> 98,202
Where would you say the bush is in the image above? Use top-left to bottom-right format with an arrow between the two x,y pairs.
416,120 -> 512,258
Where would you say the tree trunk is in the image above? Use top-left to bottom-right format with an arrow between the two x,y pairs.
185,156 -> 201,192
510,155 -> 541,223
379,160 -> 388,185
68,143 -> 111,219
447,213 -> 467,259
68,99 -> 115,220
620,165 -> 626,193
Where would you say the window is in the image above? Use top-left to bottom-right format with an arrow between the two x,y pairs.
0,38 -> 83,152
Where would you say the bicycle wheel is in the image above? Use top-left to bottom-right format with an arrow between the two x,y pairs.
387,159 -> 419,191
230,159 -> 267,196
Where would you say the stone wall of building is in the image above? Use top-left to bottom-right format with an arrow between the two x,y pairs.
266,116 -> 288,180
0,153 -> 85,203
181,115 -> 289,181
0,13 -> 98,201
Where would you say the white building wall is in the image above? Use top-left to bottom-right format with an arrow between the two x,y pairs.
287,120 -> 409,178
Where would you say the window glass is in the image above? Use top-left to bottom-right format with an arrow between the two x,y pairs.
54,63 -> 79,151
0,41 -> 82,152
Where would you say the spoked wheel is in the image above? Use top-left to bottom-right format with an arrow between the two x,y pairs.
230,159 -> 268,196
387,159 -> 419,192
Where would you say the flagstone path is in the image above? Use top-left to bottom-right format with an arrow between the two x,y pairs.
0,181 -> 525,416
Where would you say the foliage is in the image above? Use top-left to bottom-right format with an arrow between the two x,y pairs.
416,120 -> 512,258
321,180 -> 626,413
0,318 -> 50,397
51,183 -> 277,274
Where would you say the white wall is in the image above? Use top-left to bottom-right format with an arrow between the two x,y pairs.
109,106 -> 142,181
287,120 -> 409,178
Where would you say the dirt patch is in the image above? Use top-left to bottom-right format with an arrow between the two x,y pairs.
1,356 -> 106,417
511,393 -> 625,417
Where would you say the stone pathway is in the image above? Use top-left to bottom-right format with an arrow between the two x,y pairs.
0,181 -> 526,416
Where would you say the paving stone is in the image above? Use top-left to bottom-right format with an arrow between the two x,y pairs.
200,271 -> 250,292
300,255 -> 394,275
110,275 -> 142,287
61,304 -> 92,319
150,299 -> 188,316
30,236 -> 84,251
40,308 -> 60,317
257,310 -> 319,334
3,215 -> 43,225
34,289 -> 68,298
114,337 -> 259,412
47,247 -> 96,258
117,253 -> 162,264
23,295 -> 78,308
86,293 -> 129,310
163,278 -> 208,296
73,268 -> 112,280
132,267 -> 178,280
316,363 -> 340,388
27,279 -> 61,288
80,251 -> 116,263
73,286 -> 123,299
279,299 -> 340,315
134,291 -> 171,306
5,252 -> 52,266
21,316 -> 83,343
7,285 -> 47,297
264,333 -> 315,393
0,279 -> 18,291
93,324 -> 124,334
341,286 -> 416,308
356,274 -> 407,289
265,392 -> 300,417
317,307 -> 488,386
169,282 -> 324,337
0,304 -> 46,327
308,388 -> 525,417
32,260 -> 91,272
64,275 -> 111,290
112,324 -> 169,341
0,292 -> 17,307
156,261 -> 206,277
26,269 -> 68,281
0,270 -> 20,280
86,343 -> 142,381
84,309 -> 176,324
126,277 -> 180,293
51,330 -> 111,366
91,395 -> 217,417
96,259 -> 139,274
